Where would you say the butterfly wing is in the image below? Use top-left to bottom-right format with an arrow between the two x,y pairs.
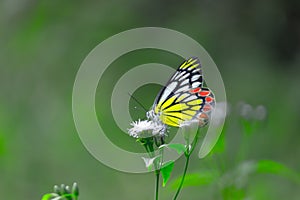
152,57 -> 214,127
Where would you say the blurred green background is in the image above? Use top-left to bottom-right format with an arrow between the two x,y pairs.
1,0 -> 300,199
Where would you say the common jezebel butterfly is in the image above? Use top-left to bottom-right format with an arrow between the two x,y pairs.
147,57 -> 215,127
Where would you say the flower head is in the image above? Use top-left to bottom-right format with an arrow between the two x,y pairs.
254,105 -> 267,120
237,102 -> 267,121
128,119 -> 166,138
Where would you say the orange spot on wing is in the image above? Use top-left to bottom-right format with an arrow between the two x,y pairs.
199,91 -> 210,96
198,112 -> 208,119
197,112 -> 209,127
205,96 -> 214,103
190,88 -> 201,93
203,104 -> 212,112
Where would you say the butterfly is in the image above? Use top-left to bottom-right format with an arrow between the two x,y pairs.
147,57 -> 215,127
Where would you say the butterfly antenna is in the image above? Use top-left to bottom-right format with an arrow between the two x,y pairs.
128,93 -> 148,112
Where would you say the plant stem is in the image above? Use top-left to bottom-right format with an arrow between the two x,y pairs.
173,129 -> 201,200
144,139 -> 161,200
173,154 -> 190,200
154,147 -> 164,200
155,169 -> 160,200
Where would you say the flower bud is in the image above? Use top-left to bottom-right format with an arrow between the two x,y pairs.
72,182 -> 79,196
53,185 -> 61,195
64,185 -> 71,194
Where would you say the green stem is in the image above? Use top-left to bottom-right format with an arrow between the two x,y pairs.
173,129 -> 201,200
154,145 -> 164,200
155,169 -> 160,200
173,154 -> 190,200
144,139 -> 161,200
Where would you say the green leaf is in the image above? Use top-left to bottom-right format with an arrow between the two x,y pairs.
141,155 -> 161,170
161,160 -> 175,187
256,160 -> 300,184
221,185 -> 246,200
42,193 -> 59,200
160,143 -> 186,154
170,171 -> 218,189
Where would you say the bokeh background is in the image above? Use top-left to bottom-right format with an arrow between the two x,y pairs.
1,0 -> 300,199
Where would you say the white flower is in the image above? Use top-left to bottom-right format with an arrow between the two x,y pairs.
237,102 -> 267,121
254,105 -> 267,120
128,119 -> 166,138
240,103 -> 253,119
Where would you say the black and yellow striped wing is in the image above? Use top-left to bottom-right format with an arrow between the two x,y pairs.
152,57 -> 214,127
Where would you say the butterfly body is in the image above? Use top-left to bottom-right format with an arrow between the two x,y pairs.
147,57 -> 215,127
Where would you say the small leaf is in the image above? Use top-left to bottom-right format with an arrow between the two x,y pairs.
221,185 -> 246,200
42,193 -> 59,200
161,160 -> 175,187
141,155 -> 161,170
256,160 -> 300,184
170,171 -> 218,189
160,143 -> 186,154
256,160 -> 286,173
